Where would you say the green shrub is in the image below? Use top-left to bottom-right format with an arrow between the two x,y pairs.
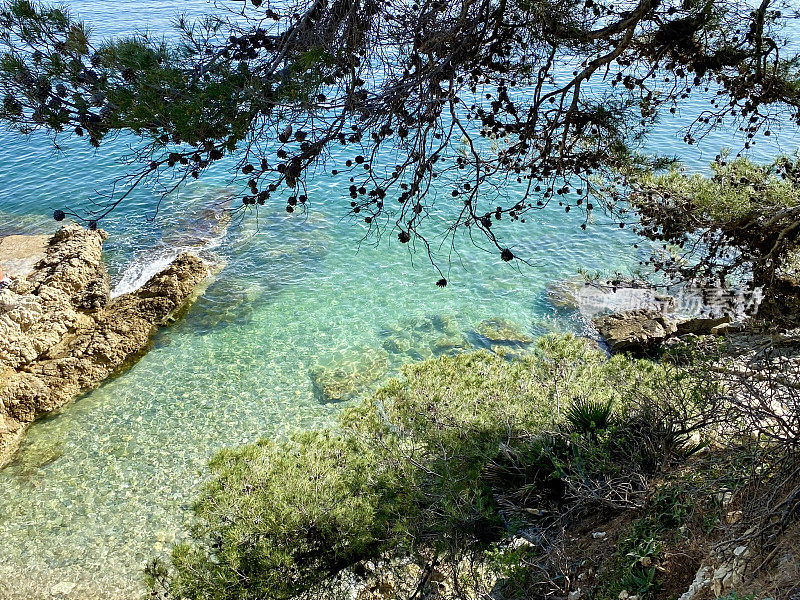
151,431 -> 406,600
149,335 -> 722,600
566,398 -> 615,436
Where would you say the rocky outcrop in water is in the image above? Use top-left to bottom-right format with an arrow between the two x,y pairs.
593,309 -> 740,356
547,277 -> 677,318
0,224 -> 209,466
547,276 -> 751,355
592,309 -> 678,355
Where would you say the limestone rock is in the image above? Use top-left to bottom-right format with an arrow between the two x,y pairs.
709,545 -> 751,597
547,277 -> 675,318
0,225 -> 104,371
27,224 -> 110,310
0,226 -> 209,466
710,321 -> 745,336
675,315 -> 731,336
593,309 -> 678,355
0,233 -> 49,280
677,565 -> 712,600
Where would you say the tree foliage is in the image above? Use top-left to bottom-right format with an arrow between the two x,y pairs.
1,0 -> 799,278
605,153 -> 800,314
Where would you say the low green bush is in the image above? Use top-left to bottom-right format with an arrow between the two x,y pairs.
148,335 -> 724,600
150,431 -> 406,600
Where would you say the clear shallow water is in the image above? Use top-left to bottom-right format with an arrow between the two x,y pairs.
0,3 -> 797,599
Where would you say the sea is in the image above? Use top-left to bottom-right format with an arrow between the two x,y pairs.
0,2 -> 797,598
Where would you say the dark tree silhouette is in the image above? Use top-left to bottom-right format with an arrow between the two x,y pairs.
1,0 -> 799,281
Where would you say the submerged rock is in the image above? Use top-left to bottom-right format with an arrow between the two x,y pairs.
475,318 -> 534,345
379,312 -> 472,360
432,334 -> 471,354
189,274 -> 258,333
0,224 -> 209,466
431,313 -> 461,336
382,333 -> 412,355
309,347 -> 389,403
552,275 -> 751,354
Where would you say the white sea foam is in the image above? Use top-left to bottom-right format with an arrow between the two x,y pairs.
111,212 -> 228,298
111,246 -> 183,298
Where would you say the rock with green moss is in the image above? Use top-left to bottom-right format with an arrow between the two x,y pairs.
432,334 -> 471,355
405,345 -> 434,362
475,318 -> 534,345
309,346 -> 389,402
431,313 -> 461,336
379,312 -> 471,359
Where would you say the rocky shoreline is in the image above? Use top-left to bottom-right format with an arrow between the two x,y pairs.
547,276 -> 757,356
0,224 -> 209,467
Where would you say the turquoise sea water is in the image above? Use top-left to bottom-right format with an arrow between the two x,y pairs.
0,3 -> 797,598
